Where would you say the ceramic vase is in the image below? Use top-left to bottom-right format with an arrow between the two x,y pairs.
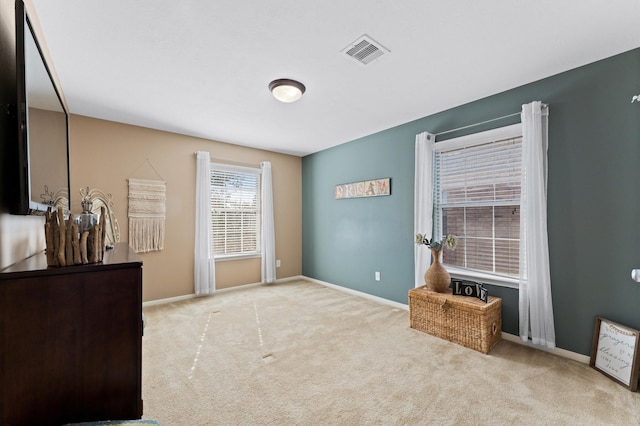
424,248 -> 451,292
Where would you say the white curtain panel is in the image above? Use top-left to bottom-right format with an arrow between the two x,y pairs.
261,161 -> 276,283
519,101 -> 555,348
194,151 -> 215,296
414,132 -> 435,287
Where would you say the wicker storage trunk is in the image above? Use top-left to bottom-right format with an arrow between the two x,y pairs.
409,286 -> 502,354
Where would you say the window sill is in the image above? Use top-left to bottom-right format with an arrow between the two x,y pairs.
214,253 -> 261,262
445,266 -> 519,289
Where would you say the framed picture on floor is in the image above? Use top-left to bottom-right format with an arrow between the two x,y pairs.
589,316 -> 640,391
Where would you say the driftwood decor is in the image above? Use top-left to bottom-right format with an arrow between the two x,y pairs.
44,206 -> 106,267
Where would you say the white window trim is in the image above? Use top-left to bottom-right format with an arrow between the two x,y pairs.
215,252 -> 261,262
435,123 -> 523,289
434,123 -> 522,152
212,162 -> 262,176
448,266 -> 519,289
210,162 -> 262,260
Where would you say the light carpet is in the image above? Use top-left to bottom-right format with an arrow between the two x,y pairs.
67,420 -> 161,425
141,279 -> 640,425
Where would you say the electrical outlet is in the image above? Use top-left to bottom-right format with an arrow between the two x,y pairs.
276,259 -> 281,268
375,271 -> 380,281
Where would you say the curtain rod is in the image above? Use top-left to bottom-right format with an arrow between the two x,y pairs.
434,103 -> 548,138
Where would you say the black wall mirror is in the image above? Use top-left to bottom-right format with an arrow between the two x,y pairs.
24,10 -> 70,213
22,7 -> 70,214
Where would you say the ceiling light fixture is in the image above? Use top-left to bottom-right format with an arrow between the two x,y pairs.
269,79 -> 306,103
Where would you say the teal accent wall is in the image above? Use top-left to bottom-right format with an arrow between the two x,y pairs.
302,48 -> 640,356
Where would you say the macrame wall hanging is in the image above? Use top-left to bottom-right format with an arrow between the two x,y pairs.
128,178 -> 166,253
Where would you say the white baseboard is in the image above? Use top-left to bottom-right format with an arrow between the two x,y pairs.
142,275 -> 307,307
303,276 -> 409,311
500,332 -> 590,364
303,276 -> 591,364
144,275 -> 591,365
142,293 -> 196,307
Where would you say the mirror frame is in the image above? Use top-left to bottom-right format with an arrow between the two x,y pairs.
14,0 -> 70,215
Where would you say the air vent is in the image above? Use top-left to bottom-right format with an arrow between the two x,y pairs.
341,34 -> 390,65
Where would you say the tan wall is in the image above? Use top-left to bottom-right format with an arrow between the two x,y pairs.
69,114 -> 302,302
29,107 -> 68,198
0,214 -> 45,269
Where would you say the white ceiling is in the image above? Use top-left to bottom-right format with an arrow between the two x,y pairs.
31,0 -> 640,157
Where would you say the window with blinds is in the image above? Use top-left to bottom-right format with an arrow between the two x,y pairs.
434,124 -> 522,279
210,164 -> 261,258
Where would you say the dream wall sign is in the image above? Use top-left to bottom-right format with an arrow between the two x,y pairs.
335,178 -> 391,199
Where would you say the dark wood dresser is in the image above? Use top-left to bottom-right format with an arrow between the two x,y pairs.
0,242 -> 143,426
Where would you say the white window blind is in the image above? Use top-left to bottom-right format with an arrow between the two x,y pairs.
210,163 -> 261,258
434,124 -> 522,279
